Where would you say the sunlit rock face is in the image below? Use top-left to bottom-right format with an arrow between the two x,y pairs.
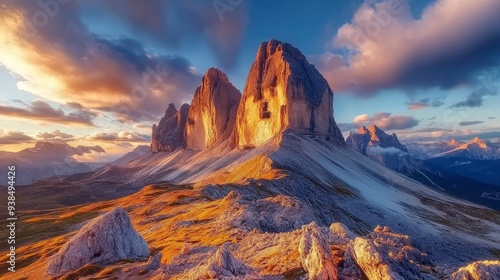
232,39 -> 345,149
299,222 -> 338,279
185,68 -> 241,150
451,260 -> 500,280
348,225 -> 433,280
151,103 -> 190,152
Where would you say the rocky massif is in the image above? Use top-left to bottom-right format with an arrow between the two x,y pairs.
346,124 -> 412,173
151,39 -> 345,152
184,68 -> 241,150
232,39 -> 344,149
151,103 -> 189,152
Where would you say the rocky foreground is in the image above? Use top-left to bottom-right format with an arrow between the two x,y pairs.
42,203 -> 499,279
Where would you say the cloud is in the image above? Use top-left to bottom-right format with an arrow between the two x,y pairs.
398,128 -> 500,142
458,121 -> 484,126
83,0 -> 248,70
0,131 -> 34,145
74,145 -> 105,155
0,100 -> 95,126
450,89 -> 497,108
37,130 -> 74,140
315,0 -> 500,96
0,1 -> 200,123
489,117 -> 497,119
115,142 -> 134,148
88,131 -> 150,142
353,112 -> 419,130
406,98 -> 445,110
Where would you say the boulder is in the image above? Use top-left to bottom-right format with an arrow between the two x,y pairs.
187,244 -> 257,279
47,207 -> 149,275
348,225 -> 434,280
299,222 -> 338,280
451,260 -> 500,280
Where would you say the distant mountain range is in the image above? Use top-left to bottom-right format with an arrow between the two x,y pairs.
347,126 -> 500,209
0,141 -> 106,185
406,137 -> 500,160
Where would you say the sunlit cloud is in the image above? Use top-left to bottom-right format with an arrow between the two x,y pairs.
314,0 -> 500,96
0,1 -> 200,123
352,112 -> 419,130
0,130 -> 34,145
88,131 -> 150,142
0,99 -> 95,126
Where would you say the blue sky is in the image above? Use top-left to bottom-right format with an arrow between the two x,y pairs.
0,0 -> 499,156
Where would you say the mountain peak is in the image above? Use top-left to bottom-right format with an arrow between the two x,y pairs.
204,67 -> 230,83
232,39 -> 344,149
348,125 -> 407,152
447,139 -> 462,147
358,126 -> 369,134
185,68 -> 241,150
164,103 -> 177,118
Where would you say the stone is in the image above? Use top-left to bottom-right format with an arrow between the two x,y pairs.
329,222 -> 356,246
185,68 -> 241,149
47,207 -> 149,275
451,260 -> 500,280
186,244 -> 257,279
348,226 -> 434,280
299,222 -> 338,280
151,103 -> 190,152
232,39 -> 345,149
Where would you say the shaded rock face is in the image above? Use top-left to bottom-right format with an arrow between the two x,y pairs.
185,68 -> 241,150
346,125 -> 412,172
299,222 -> 338,280
47,207 -> 149,275
451,260 -> 500,280
348,225 -> 434,280
233,39 -> 345,149
151,103 -> 190,152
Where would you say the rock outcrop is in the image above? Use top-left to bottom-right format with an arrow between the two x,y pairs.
346,124 -> 412,172
185,68 -> 241,150
151,103 -> 189,152
187,244 -> 257,279
299,222 -> 338,279
348,225 -> 434,280
232,39 -> 345,149
451,260 -> 500,280
47,207 -> 149,275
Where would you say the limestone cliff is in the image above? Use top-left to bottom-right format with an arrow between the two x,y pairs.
185,68 -> 241,150
232,39 -> 345,149
151,103 -> 189,152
